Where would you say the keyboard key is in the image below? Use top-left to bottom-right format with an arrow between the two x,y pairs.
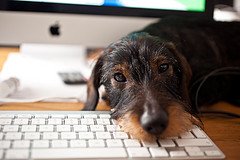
96,132 -> 111,139
90,125 -> 105,132
88,139 -> 105,147
127,147 -> 151,158
17,114 -> 32,118
52,140 -> 68,148
5,132 -> 22,140
5,149 -> 29,159
170,151 -> 187,157
113,132 -> 128,139
31,118 -> 45,125
99,114 -> 111,119
185,146 -> 204,156
192,128 -> 206,138
43,132 -> 58,140
185,146 -> 201,151
0,140 -> 11,149
21,125 -> 36,132
56,125 -> 71,132
180,131 -> 195,139
106,139 -> 123,147
205,150 -> 222,156
149,147 -> 169,157
73,125 -> 88,132
24,132 -> 40,140
65,118 -> 78,125
106,125 -> 121,131
48,118 -> 62,125
13,140 -> 30,148
96,118 -> 110,125
61,132 -> 76,139
158,139 -> 176,147
81,119 -> 94,125
3,125 -> 19,132
188,150 -> 204,157
141,140 -> 159,147
78,132 -> 94,139
0,119 -> 12,125
14,118 -> 29,125
123,139 -> 141,147
70,140 -> 86,148
31,148 -> 128,158
32,140 -> 49,148
39,125 -> 54,132
176,139 -> 213,147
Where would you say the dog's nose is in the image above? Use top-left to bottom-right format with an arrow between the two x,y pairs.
140,109 -> 168,135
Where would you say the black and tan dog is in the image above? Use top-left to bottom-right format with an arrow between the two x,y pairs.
84,17 -> 240,141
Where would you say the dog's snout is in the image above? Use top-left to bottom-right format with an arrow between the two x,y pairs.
140,107 -> 168,135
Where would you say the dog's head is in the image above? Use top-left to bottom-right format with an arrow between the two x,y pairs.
84,32 -> 200,140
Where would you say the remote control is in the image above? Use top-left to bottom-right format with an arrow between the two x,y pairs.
58,72 -> 87,85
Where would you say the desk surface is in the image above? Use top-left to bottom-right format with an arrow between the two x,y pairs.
0,47 -> 240,160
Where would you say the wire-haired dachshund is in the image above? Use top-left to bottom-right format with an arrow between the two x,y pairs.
83,17 -> 240,141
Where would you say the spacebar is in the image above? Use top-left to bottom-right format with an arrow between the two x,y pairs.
32,148 -> 128,159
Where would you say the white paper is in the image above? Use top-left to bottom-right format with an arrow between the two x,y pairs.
0,44 -> 93,103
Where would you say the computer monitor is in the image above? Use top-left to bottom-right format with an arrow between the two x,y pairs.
0,0 -> 213,47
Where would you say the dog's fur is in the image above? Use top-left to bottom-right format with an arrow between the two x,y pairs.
84,17 -> 240,141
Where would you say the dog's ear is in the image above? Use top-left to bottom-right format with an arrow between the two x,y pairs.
166,42 -> 192,101
83,57 -> 103,111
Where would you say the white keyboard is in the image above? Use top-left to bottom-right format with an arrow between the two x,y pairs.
0,111 -> 225,160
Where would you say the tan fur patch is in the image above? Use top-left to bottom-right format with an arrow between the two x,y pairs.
160,105 -> 193,138
117,104 -> 201,141
117,112 -> 157,142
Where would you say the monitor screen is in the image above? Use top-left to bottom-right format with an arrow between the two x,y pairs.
0,0 -> 213,18
0,0 -> 213,47
16,0 -> 206,12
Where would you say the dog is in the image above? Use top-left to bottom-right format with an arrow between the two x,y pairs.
83,17 -> 240,141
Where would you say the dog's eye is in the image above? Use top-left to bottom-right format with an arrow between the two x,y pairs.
159,63 -> 169,73
114,73 -> 127,82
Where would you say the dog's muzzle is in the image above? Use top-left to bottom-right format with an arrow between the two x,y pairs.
140,102 -> 169,135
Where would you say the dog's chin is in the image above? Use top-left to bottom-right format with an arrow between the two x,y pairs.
116,104 -> 201,142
